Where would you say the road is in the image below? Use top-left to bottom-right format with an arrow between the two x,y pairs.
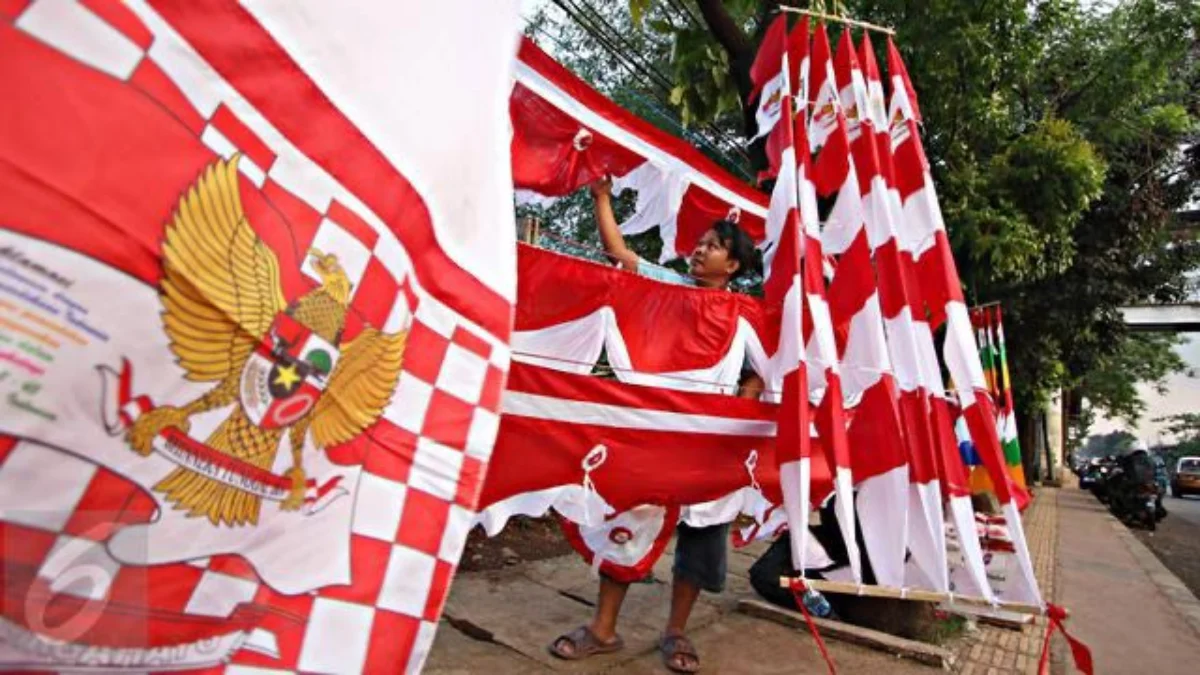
1166,492 -> 1200,525
1133,494 -> 1200,599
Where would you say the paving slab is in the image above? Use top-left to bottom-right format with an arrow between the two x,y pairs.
615,611 -> 938,674
442,570 -> 662,671
424,619 -> 551,674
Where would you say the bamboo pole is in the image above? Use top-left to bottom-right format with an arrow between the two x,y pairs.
777,6 -> 896,36
778,577 -> 1056,617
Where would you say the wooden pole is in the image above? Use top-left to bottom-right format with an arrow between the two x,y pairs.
778,577 -> 1055,617
777,6 -> 896,36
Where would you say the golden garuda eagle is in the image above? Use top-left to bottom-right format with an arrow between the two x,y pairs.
127,155 -> 406,527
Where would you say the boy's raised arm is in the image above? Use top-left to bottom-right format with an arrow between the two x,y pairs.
590,177 -> 639,272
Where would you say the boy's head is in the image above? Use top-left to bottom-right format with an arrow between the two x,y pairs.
688,220 -> 756,288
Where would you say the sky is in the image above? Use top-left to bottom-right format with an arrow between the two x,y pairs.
1091,334 -> 1200,446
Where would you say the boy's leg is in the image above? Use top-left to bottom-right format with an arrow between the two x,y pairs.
551,574 -> 628,658
661,522 -> 729,671
591,574 -> 629,640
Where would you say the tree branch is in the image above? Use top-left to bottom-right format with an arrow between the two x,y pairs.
694,0 -> 752,59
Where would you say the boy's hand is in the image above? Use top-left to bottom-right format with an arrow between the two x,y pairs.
589,176 -> 613,198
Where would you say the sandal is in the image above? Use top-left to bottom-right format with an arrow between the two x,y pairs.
548,625 -> 624,660
659,633 -> 700,673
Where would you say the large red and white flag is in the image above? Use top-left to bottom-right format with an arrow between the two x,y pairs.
887,38 -> 1039,606
757,16 -> 816,571
804,27 -> 909,588
844,31 -> 951,593
0,1 -> 519,671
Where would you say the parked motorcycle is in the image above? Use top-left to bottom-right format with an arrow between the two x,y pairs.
1107,450 -> 1165,531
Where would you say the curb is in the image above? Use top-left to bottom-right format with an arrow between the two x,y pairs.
737,598 -> 955,669
1107,516 -> 1200,639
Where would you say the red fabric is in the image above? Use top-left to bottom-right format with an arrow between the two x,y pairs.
674,183 -> 767,259
509,83 -> 644,196
558,507 -> 679,583
481,363 -> 835,512
809,25 -> 835,116
515,244 -> 777,370
1039,604 -> 1094,675
934,395 -> 971,498
748,14 -> 789,103
516,38 -> 766,232
886,37 -> 922,123
963,393 -> 1030,509
788,578 -> 838,675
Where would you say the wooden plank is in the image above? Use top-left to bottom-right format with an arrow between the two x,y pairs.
737,599 -> 954,669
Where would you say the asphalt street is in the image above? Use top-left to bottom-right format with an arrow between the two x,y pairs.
1134,493 -> 1200,599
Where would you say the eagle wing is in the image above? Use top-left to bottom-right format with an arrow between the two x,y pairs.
310,328 -> 407,449
160,156 -> 287,382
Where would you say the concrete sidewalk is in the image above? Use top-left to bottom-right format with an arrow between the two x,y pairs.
426,540 -> 941,674
1054,486 -> 1200,674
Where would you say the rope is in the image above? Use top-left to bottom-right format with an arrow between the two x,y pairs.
788,578 -> 838,674
1038,603 -> 1093,675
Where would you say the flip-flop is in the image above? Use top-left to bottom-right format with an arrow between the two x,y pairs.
548,625 -> 624,660
660,633 -> 700,673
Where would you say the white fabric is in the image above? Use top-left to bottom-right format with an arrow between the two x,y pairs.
855,464 -> 909,587
944,302 -> 987,406
947,495 -> 995,602
754,71 -> 786,139
581,505 -> 668,569
839,295 -> 890,397
512,61 -> 766,221
474,486 -> 612,536
245,0 -> 519,299
612,162 -> 690,262
1001,501 -> 1043,606
905,480 -> 949,592
512,309 -> 608,374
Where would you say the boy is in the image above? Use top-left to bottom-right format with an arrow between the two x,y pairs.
548,178 -> 762,673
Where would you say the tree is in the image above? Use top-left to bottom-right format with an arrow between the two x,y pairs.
626,0 -> 1200,439
529,2 -> 1200,470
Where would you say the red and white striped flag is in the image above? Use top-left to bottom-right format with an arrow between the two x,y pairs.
887,38 -> 1040,605
851,31 -> 951,593
798,23 -> 861,582
759,18 -> 819,572
0,1 -> 520,671
806,27 -> 909,588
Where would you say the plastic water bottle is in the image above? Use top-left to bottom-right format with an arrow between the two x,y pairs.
801,589 -> 834,619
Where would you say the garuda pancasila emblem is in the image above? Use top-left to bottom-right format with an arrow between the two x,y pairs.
126,155 -> 406,527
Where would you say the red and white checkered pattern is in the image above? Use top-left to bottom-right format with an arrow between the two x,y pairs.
2,2 -> 512,672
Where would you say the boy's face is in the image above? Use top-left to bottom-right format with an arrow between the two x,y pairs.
688,228 -> 739,284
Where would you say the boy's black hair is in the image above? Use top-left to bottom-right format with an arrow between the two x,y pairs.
711,220 -> 758,280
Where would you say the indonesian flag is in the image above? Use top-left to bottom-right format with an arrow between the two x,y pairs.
849,31 -> 951,593
758,24 -> 819,572
759,16 -> 811,181
810,28 -> 909,588
807,23 -> 842,153
887,38 -> 1040,606
0,1 -> 519,672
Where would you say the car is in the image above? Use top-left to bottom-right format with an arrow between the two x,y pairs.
1171,457 -> 1200,498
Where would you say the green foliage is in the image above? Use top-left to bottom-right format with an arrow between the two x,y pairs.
535,0 -> 1200,430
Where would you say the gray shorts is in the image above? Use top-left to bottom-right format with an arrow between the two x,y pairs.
672,522 -> 729,593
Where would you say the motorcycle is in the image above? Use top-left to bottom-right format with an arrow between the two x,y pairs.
1107,450 -> 1165,531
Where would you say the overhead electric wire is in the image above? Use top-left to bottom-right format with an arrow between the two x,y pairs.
549,0 -> 753,170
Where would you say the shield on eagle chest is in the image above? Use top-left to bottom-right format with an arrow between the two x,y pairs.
240,312 -> 340,429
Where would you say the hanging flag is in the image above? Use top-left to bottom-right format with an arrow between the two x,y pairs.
808,26 -> 910,588
0,1 -> 519,671
749,14 -> 791,140
993,306 -> 1028,491
848,29 -> 952,593
757,19 -> 822,574
762,17 -> 812,180
887,37 -> 1039,606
